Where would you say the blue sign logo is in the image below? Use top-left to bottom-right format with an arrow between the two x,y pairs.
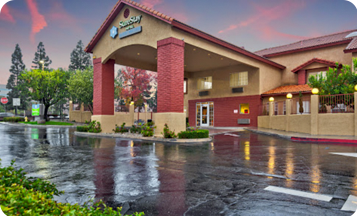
110,26 -> 118,39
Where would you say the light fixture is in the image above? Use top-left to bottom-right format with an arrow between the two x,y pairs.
130,101 -> 134,105
286,93 -> 293,99
312,88 -> 319,95
221,58 -> 223,60
193,48 -> 196,51
137,53 -> 140,56
354,85 -> 357,91
208,53 -> 210,56
93,55 -> 96,59
269,97 -> 274,102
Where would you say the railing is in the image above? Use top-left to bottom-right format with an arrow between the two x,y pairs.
115,105 -> 129,112
274,101 -> 286,116
319,94 -> 354,113
291,96 -> 311,115
259,104 -> 269,116
73,103 -> 80,111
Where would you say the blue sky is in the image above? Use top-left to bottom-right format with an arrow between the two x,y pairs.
0,0 -> 356,84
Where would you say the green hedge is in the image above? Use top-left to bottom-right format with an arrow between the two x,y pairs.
178,129 -> 209,139
3,117 -> 25,122
0,159 -> 144,216
77,126 -> 89,132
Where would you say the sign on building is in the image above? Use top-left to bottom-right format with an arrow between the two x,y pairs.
13,98 -> 20,106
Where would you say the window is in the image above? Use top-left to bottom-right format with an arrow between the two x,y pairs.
296,101 -> 310,114
240,103 -> 250,114
230,72 -> 248,87
308,71 -> 326,82
184,78 -> 187,94
197,76 -> 212,90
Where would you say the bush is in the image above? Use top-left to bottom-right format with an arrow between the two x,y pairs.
3,117 -> 25,122
113,123 -> 129,133
130,125 -> 142,134
88,120 -> 102,133
141,122 -> 156,137
178,129 -> 209,139
147,121 -> 155,127
77,125 -> 89,132
162,123 -> 177,138
0,159 -> 144,216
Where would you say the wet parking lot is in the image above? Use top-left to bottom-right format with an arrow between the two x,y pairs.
1,124 -> 357,215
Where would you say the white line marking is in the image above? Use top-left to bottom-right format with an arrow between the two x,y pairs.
264,186 -> 333,202
224,133 -> 240,137
329,153 -> 357,158
341,195 -> 357,211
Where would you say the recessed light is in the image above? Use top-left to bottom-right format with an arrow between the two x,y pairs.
208,53 -> 210,56
193,48 -> 196,51
221,58 -> 223,60
137,53 -> 140,55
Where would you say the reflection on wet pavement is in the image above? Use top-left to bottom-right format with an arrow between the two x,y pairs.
0,124 -> 356,215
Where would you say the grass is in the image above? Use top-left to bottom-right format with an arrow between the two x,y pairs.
19,121 -> 73,126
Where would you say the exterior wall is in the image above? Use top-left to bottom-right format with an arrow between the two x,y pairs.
288,115 -> 311,134
258,116 -> 270,128
268,44 -> 353,85
188,95 -> 260,127
70,111 -> 92,123
318,113 -> 354,136
270,116 -> 286,131
297,70 -> 306,85
115,112 -> 134,127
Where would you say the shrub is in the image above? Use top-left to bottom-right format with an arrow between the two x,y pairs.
178,129 -> 209,139
113,123 -> 129,133
162,123 -> 177,138
77,125 -> 89,132
84,120 -> 91,124
141,122 -> 156,137
0,159 -> 144,216
3,117 -> 25,122
88,120 -> 102,133
130,125 -> 141,134
147,121 -> 155,127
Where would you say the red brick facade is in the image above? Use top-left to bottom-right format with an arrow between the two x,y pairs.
298,70 -> 306,85
93,58 -> 115,115
157,37 -> 185,113
189,95 -> 261,127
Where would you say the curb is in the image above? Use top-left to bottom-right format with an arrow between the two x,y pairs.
0,122 -> 78,128
74,131 -> 212,143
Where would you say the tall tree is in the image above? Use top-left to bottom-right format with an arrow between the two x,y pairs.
20,69 -> 69,121
6,44 -> 27,114
32,42 -> 52,70
68,68 -> 94,114
69,40 -> 92,71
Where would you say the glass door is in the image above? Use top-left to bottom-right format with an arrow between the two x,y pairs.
200,104 -> 209,127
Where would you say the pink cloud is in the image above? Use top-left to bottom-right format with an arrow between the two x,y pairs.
26,0 -> 47,43
140,0 -> 190,22
218,1 -> 308,41
46,1 -> 81,33
140,0 -> 163,9
0,5 -> 15,23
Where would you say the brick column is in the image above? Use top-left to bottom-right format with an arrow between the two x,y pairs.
157,37 -> 185,113
93,58 -> 115,115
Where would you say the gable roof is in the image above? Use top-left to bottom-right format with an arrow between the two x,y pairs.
255,29 -> 357,57
344,37 -> 357,53
85,0 -> 285,70
291,58 -> 338,73
262,84 -> 312,96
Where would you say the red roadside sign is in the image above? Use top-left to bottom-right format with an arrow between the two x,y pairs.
1,97 -> 8,104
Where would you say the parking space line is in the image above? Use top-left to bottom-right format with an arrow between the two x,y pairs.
341,195 -> 357,211
264,186 -> 333,202
329,152 -> 357,158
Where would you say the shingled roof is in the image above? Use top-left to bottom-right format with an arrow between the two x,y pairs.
262,84 -> 312,96
85,0 -> 286,70
291,58 -> 338,73
255,29 -> 357,57
344,37 -> 357,53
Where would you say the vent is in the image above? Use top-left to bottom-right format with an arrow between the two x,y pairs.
232,87 -> 244,93
346,32 -> 357,38
199,91 -> 209,96
238,119 -> 250,125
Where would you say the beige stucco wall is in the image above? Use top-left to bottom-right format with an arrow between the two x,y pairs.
69,111 -> 92,123
153,113 -> 186,136
318,113 -> 354,136
115,112 -> 134,127
288,115 -> 311,134
270,116 -> 286,131
268,44 -> 353,85
258,116 -> 270,128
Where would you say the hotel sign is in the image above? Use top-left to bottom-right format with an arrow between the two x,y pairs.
111,15 -> 143,39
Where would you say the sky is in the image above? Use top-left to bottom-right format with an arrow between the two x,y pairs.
0,0 -> 356,85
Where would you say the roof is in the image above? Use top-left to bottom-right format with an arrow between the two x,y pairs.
344,37 -> 357,53
85,0 -> 285,70
262,84 -> 312,96
255,29 -> 357,57
291,58 -> 338,73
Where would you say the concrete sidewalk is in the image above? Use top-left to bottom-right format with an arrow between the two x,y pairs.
246,127 -> 357,144
201,127 -> 245,136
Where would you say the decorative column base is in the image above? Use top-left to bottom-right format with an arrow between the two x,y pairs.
153,113 -> 186,137
91,115 -> 116,133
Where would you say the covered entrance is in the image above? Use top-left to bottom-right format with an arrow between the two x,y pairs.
196,102 -> 214,127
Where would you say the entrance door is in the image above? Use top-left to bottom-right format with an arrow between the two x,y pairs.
200,104 -> 209,127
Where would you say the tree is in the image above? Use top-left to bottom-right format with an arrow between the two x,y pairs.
118,67 -> 156,107
68,40 -> 92,71
20,69 -> 69,121
32,42 -> 52,70
68,68 -> 93,114
114,69 -> 126,105
146,87 -> 157,111
6,44 -> 28,114
308,59 -> 357,95
298,91 -> 304,114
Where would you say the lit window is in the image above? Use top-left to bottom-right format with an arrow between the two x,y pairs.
230,72 -> 248,87
197,76 -> 212,90
308,71 -> 326,82
184,79 -> 187,94
240,103 -> 249,114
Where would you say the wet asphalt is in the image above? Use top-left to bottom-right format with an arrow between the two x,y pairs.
1,124 -> 357,216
